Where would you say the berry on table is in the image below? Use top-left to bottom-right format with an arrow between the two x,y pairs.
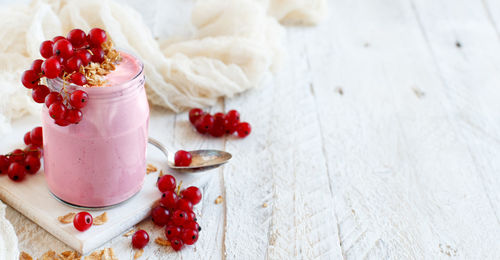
69,90 -> 88,109
7,162 -> 25,182
174,150 -> 192,167
0,155 -> 10,174
225,110 -> 240,124
189,108 -> 203,124
183,221 -> 201,232
236,122 -> 251,138
9,149 -> 25,163
157,175 -> 176,193
165,225 -> 181,240
181,229 -> 199,245
30,59 -> 44,74
171,210 -> 188,226
67,29 -> 87,48
181,186 -> 202,205
170,238 -> 184,251
160,190 -> 178,209
151,206 -> 171,226
23,132 -> 31,145
195,114 -> 214,134
30,127 -> 43,147
132,230 -> 149,249
44,92 -> 63,108
24,155 -> 41,174
185,211 -> 196,222
32,85 -> 51,103
73,212 -> 93,232
177,198 -> 193,212
21,70 -> 39,89
88,28 -> 107,46
24,145 -> 41,159
39,40 -> 54,59
48,102 -> 67,120
41,57 -> 62,79
53,38 -> 73,59
210,112 -> 225,137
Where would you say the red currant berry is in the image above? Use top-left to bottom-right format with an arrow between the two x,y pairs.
182,228 -> 199,245
225,110 -> 240,124
9,149 -> 25,163
41,57 -> 62,79
21,70 -> 39,89
24,155 -> 41,174
165,225 -> 182,240
49,102 -> 67,120
70,72 -> 87,86
69,90 -> 88,109
88,28 -> 107,46
131,230 -> 149,249
174,150 -> 192,167
181,186 -> 202,205
67,29 -> 87,48
44,92 -> 62,108
172,210 -> 188,226
160,190 -> 178,209
24,145 -> 41,159
64,56 -> 82,73
236,122 -> 251,138
40,40 -> 54,59
224,120 -> 238,135
23,131 -> 31,145
195,114 -> 214,134
7,162 -> 25,182
75,49 -> 92,66
65,109 -> 83,124
209,112 -> 225,137
157,175 -> 176,193
73,212 -> 93,232
31,59 -> 44,74
30,127 -> 43,147
53,39 -> 73,59
170,237 -> 184,251
32,85 -> 50,103
189,108 -> 204,124
184,221 -> 201,232
52,36 -> 65,43
185,211 -> 196,222
0,155 -> 10,174
151,206 -> 171,226
55,119 -> 71,127
177,199 -> 193,212
90,47 -> 105,63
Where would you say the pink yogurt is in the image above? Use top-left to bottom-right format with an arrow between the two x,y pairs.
42,52 -> 149,207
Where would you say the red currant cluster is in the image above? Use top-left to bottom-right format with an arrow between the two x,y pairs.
0,127 -> 43,182
189,108 -> 252,138
21,28 -> 108,126
132,175 -> 202,251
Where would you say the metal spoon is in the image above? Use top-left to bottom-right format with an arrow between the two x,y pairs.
148,137 -> 232,172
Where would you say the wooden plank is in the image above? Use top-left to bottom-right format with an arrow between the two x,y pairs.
306,0 -> 500,258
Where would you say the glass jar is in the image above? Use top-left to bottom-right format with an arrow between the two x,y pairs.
42,53 -> 149,208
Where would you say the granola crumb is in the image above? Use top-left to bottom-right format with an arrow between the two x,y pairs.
123,229 -> 135,237
93,212 -> 108,225
146,164 -> 157,174
262,203 -> 268,208
159,170 -> 164,177
40,250 -> 56,260
58,212 -> 76,224
215,195 -> 223,204
134,249 -> 144,259
58,250 -> 80,260
19,252 -> 33,260
155,237 -> 171,246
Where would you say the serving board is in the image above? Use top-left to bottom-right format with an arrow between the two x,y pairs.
0,115 -> 212,254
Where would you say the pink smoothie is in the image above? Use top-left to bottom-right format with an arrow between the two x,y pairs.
42,52 -> 149,207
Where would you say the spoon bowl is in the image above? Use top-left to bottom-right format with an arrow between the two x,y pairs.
148,137 -> 232,173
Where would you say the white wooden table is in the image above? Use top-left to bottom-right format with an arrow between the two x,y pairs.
4,0 -> 500,258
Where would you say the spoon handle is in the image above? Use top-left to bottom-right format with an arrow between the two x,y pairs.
148,137 -> 169,158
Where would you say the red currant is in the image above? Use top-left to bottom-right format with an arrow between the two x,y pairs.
70,72 -> 87,86
39,40 -> 54,59
210,112 -> 225,137
24,155 -> 41,174
182,229 -> 199,245
170,237 -> 184,251
0,155 -> 9,174
30,127 -> 43,147
64,56 -> 82,73
236,122 -> 251,138
55,119 -> 71,127
225,110 -> 240,124
185,211 -> 196,222
195,114 -> 214,134
174,150 -> 192,167
131,230 -> 149,249
44,92 -> 62,108
181,186 -> 202,205
21,70 -> 39,89
49,102 -> 67,120
90,47 -> 105,63
53,39 -> 73,59
24,145 -> 41,159
160,190 -> 178,209
183,221 -> 201,232
151,206 -> 171,226
9,149 -> 25,163
23,131 -> 31,145
177,198 -> 193,212
67,29 -> 87,48
88,28 -> 107,46
188,108 -> 203,124
69,90 -> 88,109
224,120 -> 238,135
41,57 -> 62,79
157,175 -> 176,193
171,210 -> 188,226
30,59 -> 44,74
73,212 -> 92,231
65,109 -> 83,124
7,162 -> 25,182
32,85 -> 50,103
52,36 -> 65,43
75,49 -> 92,66
165,225 -> 181,240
